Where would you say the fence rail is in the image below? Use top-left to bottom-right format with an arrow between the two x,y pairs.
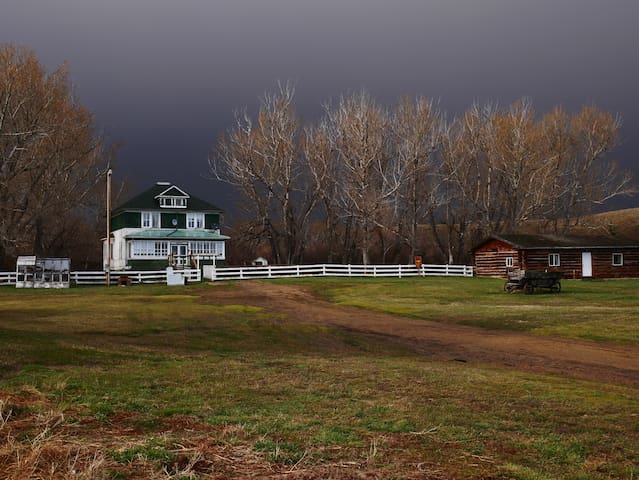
0,271 -> 17,285
71,269 -> 202,285
0,269 -> 201,286
204,263 -> 473,281
1,264 -> 472,286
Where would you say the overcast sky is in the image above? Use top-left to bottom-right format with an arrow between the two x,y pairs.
2,0 -> 639,215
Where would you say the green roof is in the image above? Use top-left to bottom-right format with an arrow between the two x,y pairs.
126,229 -> 230,240
114,182 -> 223,213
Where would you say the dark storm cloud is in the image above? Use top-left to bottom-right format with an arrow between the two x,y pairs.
2,0 -> 639,211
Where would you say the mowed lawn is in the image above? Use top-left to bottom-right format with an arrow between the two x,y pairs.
0,279 -> 637,479
292,276 -> 639,345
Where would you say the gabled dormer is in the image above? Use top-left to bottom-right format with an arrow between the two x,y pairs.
154,183 -> 190,209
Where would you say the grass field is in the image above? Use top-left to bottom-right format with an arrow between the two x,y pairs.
291,276 -> 639,345
0,279 -> 638,479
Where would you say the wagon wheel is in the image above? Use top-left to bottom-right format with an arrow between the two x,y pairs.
551,281 -> 561,293
524,282 -> 534,294
504,283 -> 516,293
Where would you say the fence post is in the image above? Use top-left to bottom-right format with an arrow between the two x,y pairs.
322,264 -> 326,277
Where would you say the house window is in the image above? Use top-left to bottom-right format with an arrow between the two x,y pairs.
505,257 -> 514,268
612,253 -> 624,266
189,240 -> 216,255
130,240 -> 168,258
141,212 -> 160,228
548,253 -> 560,267
186,213 -> 204,229
159,197 -> 187,208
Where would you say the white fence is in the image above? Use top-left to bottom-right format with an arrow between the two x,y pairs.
0,269 -> 201,286
0,271 -> 16,285
1,264 -> 472,286
204,263 -> 473,281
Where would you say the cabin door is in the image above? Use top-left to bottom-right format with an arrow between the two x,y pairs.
582,251 -> 592,278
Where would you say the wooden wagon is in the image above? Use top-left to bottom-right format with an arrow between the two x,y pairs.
504,270 -> 561,293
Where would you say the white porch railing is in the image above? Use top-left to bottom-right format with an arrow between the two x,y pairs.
203,263 -> 473,281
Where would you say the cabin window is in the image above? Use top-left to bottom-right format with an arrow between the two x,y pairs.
505,257 -> 514,267
612,253 -> 624,266
548,253 -> 560,267
186,213 -> 204,229
141,212 -> 160,228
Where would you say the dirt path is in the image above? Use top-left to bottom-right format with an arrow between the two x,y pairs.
210,281 -> 639,388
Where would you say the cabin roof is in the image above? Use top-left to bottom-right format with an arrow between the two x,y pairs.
475,233 -> 639,251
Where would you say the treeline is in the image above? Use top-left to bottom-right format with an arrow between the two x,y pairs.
211,84 -> 633,265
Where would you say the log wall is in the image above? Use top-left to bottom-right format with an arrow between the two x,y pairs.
473,239 -> 522,278
474,241 -> 639,279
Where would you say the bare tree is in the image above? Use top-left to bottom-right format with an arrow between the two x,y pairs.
390,96 -> 443,261
302,120 -> 348,262
541,105 -> 632,232
0,44 -> 107,267
210,83 -> 320,264
322,91 -> 396,265
488,99 -> 549,230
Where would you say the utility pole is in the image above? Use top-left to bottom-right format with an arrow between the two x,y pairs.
106,168 -> 112,287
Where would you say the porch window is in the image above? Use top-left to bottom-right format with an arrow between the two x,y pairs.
186,213 -> 204,229
548,253 -> 560,267
141,212 -> 160,228
612,253 -> 623,266
130,240 -> 168,258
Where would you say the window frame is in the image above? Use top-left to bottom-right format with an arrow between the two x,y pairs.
548,253 -> 560,267
159,197 -> 187,208
505,256 -> 514,268
129,240 -> 168,258
186,212 -> 204,229
141,211 -> 161,228
612,253 -> 624,267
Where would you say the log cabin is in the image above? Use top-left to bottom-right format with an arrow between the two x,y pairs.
472,234 -> 639,279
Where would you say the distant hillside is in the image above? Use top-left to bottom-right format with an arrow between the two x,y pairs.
577,208 -> 639,240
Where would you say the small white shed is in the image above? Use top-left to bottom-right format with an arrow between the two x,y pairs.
16,256 -> 71,288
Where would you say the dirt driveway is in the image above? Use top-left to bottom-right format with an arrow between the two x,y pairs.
210,281 -> 639,388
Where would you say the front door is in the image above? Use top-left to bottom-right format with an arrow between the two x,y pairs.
582,251 -> 592,278
171,244 -> 188,266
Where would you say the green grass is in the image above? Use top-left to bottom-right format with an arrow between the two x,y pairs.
286,276 -> 639,344
1,280 -> 638,478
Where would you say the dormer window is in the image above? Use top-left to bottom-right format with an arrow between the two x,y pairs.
155,185 -> 190,209
159,197 -> 187,208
